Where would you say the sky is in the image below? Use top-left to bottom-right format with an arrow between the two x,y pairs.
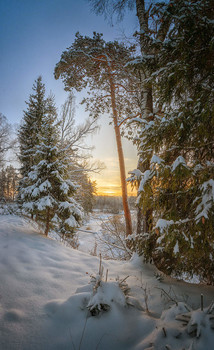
0,0 -> 139,196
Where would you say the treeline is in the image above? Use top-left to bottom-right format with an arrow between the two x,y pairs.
0,165 -> 19,201
94,196 -> 136,213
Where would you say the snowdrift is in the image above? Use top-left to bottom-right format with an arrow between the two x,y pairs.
0,215 -> 214,349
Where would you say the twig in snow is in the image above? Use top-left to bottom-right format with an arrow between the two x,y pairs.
69,328 -> 76,350
78,310 -> 90,350
207,300 -> 214,314
155,287 -> 178,306
201,294 -> 204,311
99,253 -> 102,276
105,269 -> 108,282
162,327 -> 167,337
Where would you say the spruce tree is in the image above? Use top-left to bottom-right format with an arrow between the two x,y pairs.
18,76 -> 46,209
19,80 -> 83,238
128,0 -> 214,283
18,76 -> 46,175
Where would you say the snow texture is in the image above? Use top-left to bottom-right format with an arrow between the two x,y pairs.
172,156 -> 187,172
138,170 -> 151,192
155,218 -> 174,233
150,154 -> 164,165
0,214 -> 214,350
195,179 -> 214,221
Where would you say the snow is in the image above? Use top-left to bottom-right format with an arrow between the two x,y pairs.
87,280 -> 127,311
32,187 -> 40,197
64,216 -> 78,227
172,156 -> 187,172
138,170 -> 151,192
150,154 -> 164,165
39,179 -> 52,192
0,214 -> 214,350
60,181 -> 69,194
155,218 -> 174,234
36,195 -> 54,210
195,179 -> 214,221
173,241 -> 179,254
128,168 -> 143,180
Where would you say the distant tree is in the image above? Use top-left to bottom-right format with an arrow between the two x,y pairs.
0,113 -> 11,166
58,93 -> 102,214
0,166 -> 19,202
58,93 -> 102,170
0,168 -> 6,200
76,175 -> 97,214
55,32 -> 139,236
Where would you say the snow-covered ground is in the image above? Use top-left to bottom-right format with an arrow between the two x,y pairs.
0,214 -> 214,350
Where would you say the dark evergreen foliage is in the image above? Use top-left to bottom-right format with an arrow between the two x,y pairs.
127,0 -> 214,283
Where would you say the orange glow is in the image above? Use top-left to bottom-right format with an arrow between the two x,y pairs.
90,151 -> 138,197
96,183 -> 137,197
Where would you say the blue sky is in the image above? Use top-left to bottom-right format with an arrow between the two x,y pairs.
0,0 -> 138,195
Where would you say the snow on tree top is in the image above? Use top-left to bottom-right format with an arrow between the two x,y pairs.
172,156 -> 187,172
150,155 -> 164,165
60,182 -> 69,194
128,169 -> 143,180
155,219 -> 174,234
37,196 -> 55,210
195,179 -> 214,221
64,216 -> 78,228
173,241 -> 179,255
39,180 -> 52,192
138,170 -> 151,192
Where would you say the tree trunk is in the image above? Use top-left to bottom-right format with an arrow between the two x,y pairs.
108,66 -> 132,237
136,0 -> 154,234
135,0 -> 172,235
45,208 -> 50,236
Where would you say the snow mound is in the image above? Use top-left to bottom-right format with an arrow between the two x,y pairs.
0,214 -> 214,350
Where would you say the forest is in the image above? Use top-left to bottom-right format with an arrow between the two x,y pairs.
1,0 -> 213,283
0,1 -> 214,349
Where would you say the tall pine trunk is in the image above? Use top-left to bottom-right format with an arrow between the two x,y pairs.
136,0 -> 153,235
108,66 -> 132,237
135,0 -> 171,234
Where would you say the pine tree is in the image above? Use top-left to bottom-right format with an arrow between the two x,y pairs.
19,81 -> 83,238
128,0 -> 214,283
88,0 -> 172,234
18,76 -> 46,176
18,76 -> 47,209
54,33 -> 139,236
76,175 -> 97,214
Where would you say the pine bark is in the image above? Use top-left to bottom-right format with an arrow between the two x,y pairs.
108,66 -> 132,237
136,0 -> 153,234
135,0 -> 171,234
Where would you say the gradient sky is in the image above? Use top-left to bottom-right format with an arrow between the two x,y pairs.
0,0 -> 138,196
